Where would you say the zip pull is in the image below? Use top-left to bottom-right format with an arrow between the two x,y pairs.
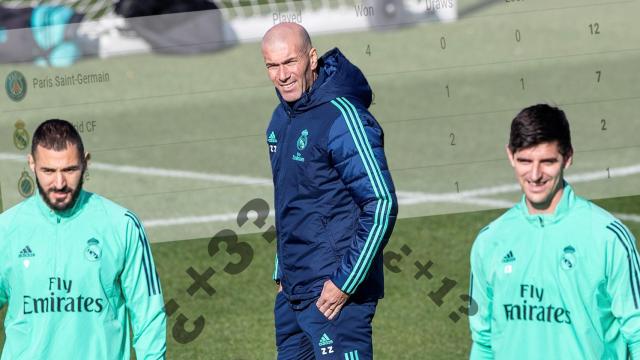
538,217 -> 544,228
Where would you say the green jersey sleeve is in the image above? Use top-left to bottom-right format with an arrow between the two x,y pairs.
0,223 -> 8,310
469,227 -> 494,360
605,220 -> 640,359
0,271 -> 7,310
122,212 -> 167,359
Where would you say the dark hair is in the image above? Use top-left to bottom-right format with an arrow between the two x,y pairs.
31,119 -> 85,163
508,104 -> 573,157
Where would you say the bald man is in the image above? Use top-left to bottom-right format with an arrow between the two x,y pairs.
262,24 -> 398,360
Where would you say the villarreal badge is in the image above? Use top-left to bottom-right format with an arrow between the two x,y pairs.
13,120 -> 29,150
5,70 -> 27,102
85,238 -> 102,261
561,245 -> 576,270
18,170 -> 34,198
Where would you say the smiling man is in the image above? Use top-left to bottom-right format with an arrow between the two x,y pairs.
0,119 -> 166,359
262,24 -> 397,360
468,104 -> 640,359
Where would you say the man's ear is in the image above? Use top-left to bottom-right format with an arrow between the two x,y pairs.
28,153 -> 35,173
563,151 -> 573,169
506,144 -> 516,168
309,47 -> 318,72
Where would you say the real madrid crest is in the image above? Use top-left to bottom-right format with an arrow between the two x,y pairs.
13,120 -> 29,150
5,70 -> 27,102
561,245 -> 576,270
296,129 -> 309,151
18,170 -> 34,198
85,238 -> 102,261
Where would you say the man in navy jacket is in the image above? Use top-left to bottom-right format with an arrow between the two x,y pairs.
262,23 -> 398,359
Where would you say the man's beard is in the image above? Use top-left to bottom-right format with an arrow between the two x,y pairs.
36,171 -> 84,212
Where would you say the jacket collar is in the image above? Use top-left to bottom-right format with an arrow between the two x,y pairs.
518,181 -> 575,227
35,189 -> 89,224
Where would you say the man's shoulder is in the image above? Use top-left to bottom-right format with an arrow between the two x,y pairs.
268,104 -> 287,122
0,196 -> 38,231
471,206 -> 523,257
84,192 -> 139,228
577,197 -> 632,238
327,97 -> 375,123
0,198 -> 40,256
475,206 -> 521,241
326,97 -> 380,143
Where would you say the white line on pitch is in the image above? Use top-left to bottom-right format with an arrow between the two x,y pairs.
0,152 -> 271,186
2,152 -> 639,226
142,208 -> 640,228
397,163 -> 640,206
3,151 -> 639,205
143,212 -> 252,227
615,213 -> 640,224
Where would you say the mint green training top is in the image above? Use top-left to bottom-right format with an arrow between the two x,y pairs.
0,190 -> 166,359
469,183 -> 640,360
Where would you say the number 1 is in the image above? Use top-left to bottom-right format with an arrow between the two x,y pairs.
428,277 -> 458,306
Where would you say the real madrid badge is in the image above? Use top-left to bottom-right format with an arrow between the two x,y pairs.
561,245 -> 576,270
13,120 -> 29,150
297,129 -> 309,151
85,238 -> 102,261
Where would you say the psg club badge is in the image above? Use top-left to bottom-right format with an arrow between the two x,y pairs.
5,70 -> 27,102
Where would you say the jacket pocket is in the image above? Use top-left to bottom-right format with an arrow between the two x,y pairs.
321,216 -> 340,263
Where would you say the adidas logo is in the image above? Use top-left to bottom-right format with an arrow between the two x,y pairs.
18,246 -> 35,258
319,333 -> 333,347
502,250 -> 515,263
267,131 -> 278,144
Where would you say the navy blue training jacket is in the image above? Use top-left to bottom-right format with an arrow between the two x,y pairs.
266,48 -> 398,303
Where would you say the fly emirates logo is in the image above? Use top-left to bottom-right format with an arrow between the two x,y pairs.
503,284 -> 572,325
23,277 -> 105,315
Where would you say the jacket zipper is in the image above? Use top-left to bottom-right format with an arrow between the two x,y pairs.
54,216 -> 60,274
275,110 -> 293,287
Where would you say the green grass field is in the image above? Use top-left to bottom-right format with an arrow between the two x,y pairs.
0,196 -> 638,358
1,0 -> 640,358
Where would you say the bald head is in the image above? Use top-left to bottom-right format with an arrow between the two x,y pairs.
261,23 -> 318,102
262,23 -> 312,55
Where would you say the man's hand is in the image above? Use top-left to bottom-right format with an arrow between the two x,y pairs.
277,282 -> 283,293
316,280 -> 349,320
